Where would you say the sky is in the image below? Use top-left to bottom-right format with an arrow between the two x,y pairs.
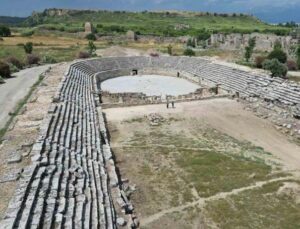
1,0 -> 300,23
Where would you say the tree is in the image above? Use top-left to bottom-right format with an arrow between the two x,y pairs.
26,54 -> 40,65
183,48 -> 195,57
255,56 -> 267,68
296,46 -> 300,69
167,44 -> 173,56
187,38 -> 195,48
273,40 -> 282,50
87,41 -> 96,55
262,59 -> 288,78
0,61 -> 11,78
23,42 -> 33,54
0,25 -> 11,37
268,48 -> 287,63
244,37 -> 256,62
85,33 -> 96,41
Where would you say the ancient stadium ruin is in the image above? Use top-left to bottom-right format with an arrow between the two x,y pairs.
1,56 -> 300,228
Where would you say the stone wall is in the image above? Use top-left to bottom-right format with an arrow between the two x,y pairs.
208,33 -> 298,52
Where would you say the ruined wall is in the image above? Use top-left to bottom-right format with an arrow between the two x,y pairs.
209,33 -> 298,52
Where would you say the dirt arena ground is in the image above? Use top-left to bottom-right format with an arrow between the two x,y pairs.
104,98 -> 300,228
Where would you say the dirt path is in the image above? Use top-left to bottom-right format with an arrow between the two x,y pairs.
104,98 -> 300,171
0,64 -> 54,129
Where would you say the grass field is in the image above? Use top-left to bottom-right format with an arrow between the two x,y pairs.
107,112 -> 300,228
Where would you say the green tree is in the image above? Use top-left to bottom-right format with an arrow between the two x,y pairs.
187,38 -> 195,48
0,25 -> 11,37
273,40 -> 282,50
0,61 -> 11,78
23,42 -> 33,54
167,44 -> 173,56
183,48 -> 195,57
244,37 -> 256,62
85,33 -> 96,41
296,46 -> 300,69
87,41 -> 96,55
263,59 -> 288,78
268,48 -> 287,63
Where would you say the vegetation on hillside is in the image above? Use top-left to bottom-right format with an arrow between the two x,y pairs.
21,9 -> 290,37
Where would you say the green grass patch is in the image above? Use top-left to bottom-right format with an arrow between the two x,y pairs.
205,180 -> 300,228
176,148 -> 272,197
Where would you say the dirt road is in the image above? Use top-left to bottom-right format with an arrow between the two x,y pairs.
104,98 -> 300,171
0,65 -> 53,129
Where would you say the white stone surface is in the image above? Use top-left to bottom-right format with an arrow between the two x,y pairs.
101,75 -> 200,97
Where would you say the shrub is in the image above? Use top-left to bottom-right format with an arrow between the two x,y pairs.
297,46 -> 300,69
87,41 -> 96,55
244,37 -> 256,62
0,61 -> 11,78
42,55 -> 57,64
167,44 -> 173,55
255,56 -> 267,68
286,60 -> 298,71
0,76 -> 5,84
77,51 -> 90,59
268,48 -> 287,63
5,56 -> 23,69
263,59 -> 288,78
24,42 -> 33,54
149,53 -> 159,57
85,33 -> 96,41
21,30 -> 34,37
8,64 -> 19,73
0,25 -> 11,37
26,54 -> 40,65
183,48 -> 195,56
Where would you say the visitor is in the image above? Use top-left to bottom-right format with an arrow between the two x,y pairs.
172,101 -> 175,108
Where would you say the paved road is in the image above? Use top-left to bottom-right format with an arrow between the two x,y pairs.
0,65 -> 54,129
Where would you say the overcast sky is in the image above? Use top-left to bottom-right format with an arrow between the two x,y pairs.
1,0 -> 300,23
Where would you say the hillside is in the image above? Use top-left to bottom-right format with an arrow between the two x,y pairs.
0,16 -> 26,26
23,8 -> 289,36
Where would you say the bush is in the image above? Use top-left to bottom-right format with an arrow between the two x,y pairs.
0,61 -> 11,78
268,48 -> 287,63
263,59 -> 288,78
0,25 -> 11,37
5,56 -> 23,69
8,63 -> 19,73
26,54 -> 40,65
24,42 -> 33,54
42,55 -> 57,64
297,46 -> 300,69
87,41 -> 96,55
255,56 -> 267,68
183,48 -> 195,56
21,30 -> 34,37
85,33 -> 96,41
286,60 -> 298,71
77,51 -> 90,59
0,76 -> 5,84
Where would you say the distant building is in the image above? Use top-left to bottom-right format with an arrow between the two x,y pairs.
85,22 -> 93,34
126,30 -> 137,41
